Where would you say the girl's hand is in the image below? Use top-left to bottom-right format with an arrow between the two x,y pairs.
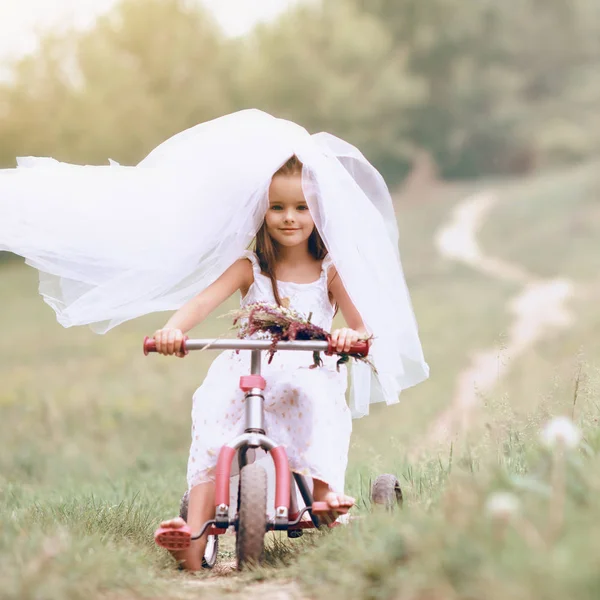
153,328 -> 186,357
330,327 -> 360,353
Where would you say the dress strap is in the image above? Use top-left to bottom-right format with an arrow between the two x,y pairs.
241,250 -> 261,277
321,254 -> 334,281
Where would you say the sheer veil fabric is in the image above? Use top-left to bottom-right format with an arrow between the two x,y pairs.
0,109 -> 429,417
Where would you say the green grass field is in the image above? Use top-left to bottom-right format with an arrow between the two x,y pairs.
1,163 -> 599,599
480,162 -> 600,283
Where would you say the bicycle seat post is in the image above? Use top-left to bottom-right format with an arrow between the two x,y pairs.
251,348 -> 261,376
241,349 -> 266,435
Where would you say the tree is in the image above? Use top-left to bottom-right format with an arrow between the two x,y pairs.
0,0 -> 234,167
234,0 -> 424,183
348,0 -> 600,176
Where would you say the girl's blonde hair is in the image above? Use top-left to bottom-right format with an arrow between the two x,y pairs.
255,155 -> 328,305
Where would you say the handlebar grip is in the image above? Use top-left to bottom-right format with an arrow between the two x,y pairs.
355,339 -> 370,356
143,336 -> 155,355
327,338 -> 370,357
143,336 -> 188,356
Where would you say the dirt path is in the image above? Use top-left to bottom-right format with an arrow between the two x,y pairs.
420,191 -> 575,447
182,575 -> 303,600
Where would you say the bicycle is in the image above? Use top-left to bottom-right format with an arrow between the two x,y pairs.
145,336 -> 403,569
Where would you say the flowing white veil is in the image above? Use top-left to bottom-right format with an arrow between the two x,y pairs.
0,109 -> 428,417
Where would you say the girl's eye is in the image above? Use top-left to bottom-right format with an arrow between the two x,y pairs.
270,205 -> 283,211
297,205 -> 308,211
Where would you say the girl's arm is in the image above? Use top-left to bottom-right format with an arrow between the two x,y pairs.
327,266 -> 369,353
154,258 -> 253,356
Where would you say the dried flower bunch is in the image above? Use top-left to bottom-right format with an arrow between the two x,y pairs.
224,300 -> 374,371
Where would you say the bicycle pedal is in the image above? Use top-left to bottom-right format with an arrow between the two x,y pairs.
154,525 -> 192,550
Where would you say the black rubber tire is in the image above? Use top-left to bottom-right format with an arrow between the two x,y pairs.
236,463 -> 268,570
371,474 -> 403,510
179,490 -> 219,569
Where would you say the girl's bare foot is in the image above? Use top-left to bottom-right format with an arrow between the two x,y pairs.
157,482 -> 216,571
313,479 -> 355,513
320,490 -> 355,509
158,517 -> 206,571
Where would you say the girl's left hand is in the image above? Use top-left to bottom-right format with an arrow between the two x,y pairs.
331,327 -> 360,353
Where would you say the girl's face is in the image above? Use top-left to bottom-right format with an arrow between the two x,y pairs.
266,173 -> 315,248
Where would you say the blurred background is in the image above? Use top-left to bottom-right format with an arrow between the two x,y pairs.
1,3 -> 600,598
2,0 -> 600,497
1,0 -> 599,180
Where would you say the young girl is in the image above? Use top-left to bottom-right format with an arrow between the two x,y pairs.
155,155 -> 362,570
0,108 -> 429,570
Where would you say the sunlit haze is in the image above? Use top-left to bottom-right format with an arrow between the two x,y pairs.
0,0 -> 300,63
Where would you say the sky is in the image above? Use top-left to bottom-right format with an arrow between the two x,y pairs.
0,0 -> 301,63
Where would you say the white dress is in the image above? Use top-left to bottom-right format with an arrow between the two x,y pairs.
187,251 -> 352,494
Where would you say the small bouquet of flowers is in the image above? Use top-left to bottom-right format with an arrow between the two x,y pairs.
224,300 -> 374,371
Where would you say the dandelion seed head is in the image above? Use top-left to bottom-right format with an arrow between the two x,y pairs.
540,416 -> 581,450
485,492 -> 520,519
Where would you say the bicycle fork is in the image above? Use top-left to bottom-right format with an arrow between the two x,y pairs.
213,349 -> 292,527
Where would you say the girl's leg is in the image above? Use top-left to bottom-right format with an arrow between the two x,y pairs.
312,478 -> 354,509
159,481 -> 216,571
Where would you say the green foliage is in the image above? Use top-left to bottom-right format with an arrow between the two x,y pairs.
1,0 -> 599,179
350,0 -> 600,177
0,0 -> 233,167
234,1 -> 422,183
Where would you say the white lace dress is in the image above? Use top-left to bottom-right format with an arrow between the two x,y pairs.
187,251 -> 352,494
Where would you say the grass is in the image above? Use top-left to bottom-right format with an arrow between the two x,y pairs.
478,160 -> 600,421
290,400 -> 600,600
1,162 -> 599,598
480,161 -> 600,282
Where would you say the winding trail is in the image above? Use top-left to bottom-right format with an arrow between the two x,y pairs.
420,191 -> 575,447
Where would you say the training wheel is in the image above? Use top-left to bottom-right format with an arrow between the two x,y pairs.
371,473 -> 403,510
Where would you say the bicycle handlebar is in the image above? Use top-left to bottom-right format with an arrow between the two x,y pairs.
143,336 -> 369,357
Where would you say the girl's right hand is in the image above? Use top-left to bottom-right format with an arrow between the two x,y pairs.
153,328 -> 186,357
